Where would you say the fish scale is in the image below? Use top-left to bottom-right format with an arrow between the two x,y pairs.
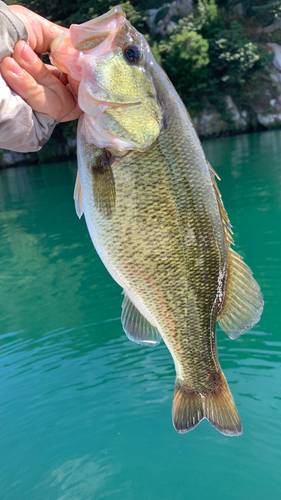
50,6 -> 263,435
81,132 -> 224,389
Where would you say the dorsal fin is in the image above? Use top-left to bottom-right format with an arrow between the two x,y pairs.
121,292 -> 162,346
74,170 -> 84,219
208,161 -> 234,246
218,248 -> 264,339
208,162 -> 263,337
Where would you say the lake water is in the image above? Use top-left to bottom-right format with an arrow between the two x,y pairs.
0,130 -> 280,499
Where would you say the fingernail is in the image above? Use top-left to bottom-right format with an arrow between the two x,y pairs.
21,43 -> 37,64
9,59 -> 23,76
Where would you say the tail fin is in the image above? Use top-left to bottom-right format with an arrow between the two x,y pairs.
172,372 -> 242,436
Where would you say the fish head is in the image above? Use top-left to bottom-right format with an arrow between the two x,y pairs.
50,6 -> 162,153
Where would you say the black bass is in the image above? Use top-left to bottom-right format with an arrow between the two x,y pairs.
50,7 -> 263,436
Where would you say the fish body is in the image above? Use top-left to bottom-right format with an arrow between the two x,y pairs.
50,7 -> 263,435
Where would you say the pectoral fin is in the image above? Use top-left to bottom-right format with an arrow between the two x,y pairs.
121,292 -> 162,346
77,134 -> 116,218
218,248 -> 263,339
74,170 -> 84,219
91,149 -> 116,217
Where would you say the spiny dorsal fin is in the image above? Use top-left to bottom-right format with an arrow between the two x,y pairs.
121,292 -> 162,346
74,170 -> 83,219
208,161 -> 234,246
218,248 -> 264,339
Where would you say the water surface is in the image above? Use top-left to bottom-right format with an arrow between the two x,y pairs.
0,130 -> 280,499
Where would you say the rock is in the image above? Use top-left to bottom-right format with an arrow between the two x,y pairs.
236,3 -> 244,17
268,43 -> 281,81
269,71 -> 279,84
269,98 -> 281,110
225,95 -> 248,129
193,108 -> 228,137
177,0 -> 193,17
147,0 -> 193,35
257,17 -> 281,34
192,97 -> 248,137
257,95 -> 281,126
257,112 -> 281,126
1,150 -> 25,166
146,8 -> 158,30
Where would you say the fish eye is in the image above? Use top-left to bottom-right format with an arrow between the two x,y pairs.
123,44 -> 142,64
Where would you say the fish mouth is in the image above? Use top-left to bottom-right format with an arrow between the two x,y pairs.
49,6 -> 127,77
50,7 -> 126,54
78,93 -> 142,116
88,97 -> 142,108
70,6 -> 126,51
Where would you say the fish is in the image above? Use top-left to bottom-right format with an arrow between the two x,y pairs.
50,6 -> 263,436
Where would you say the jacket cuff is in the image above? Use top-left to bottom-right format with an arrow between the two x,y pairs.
0,2 -> 28,60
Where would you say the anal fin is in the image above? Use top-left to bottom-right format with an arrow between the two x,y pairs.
121,292 -> 162,346
218,248 -> 264,339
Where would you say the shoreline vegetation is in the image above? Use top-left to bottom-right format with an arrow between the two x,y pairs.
2,0 -> 281,167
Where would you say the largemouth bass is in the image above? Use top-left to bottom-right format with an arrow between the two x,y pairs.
50,6 -> 263,436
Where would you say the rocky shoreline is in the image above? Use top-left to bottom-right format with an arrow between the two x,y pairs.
2,0 -> 281,167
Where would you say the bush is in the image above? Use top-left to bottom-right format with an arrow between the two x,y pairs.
3,0 -> 279,158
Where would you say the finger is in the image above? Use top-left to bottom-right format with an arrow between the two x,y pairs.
60,83 -> 82,122
12,41 -> 63,89
59,72 -> 69,86
68,75 -> 80,97
9,5 -> 66,54
60,103 -> 82,122
43,64 -> 62,79
1,56 -> 64,120
42,64 -> 68,84
1,56 -> 79,123
10,41 -> 78,122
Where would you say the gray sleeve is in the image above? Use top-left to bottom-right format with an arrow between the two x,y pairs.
0,74 -> 56,152
0,1 -> 28,59
0,2 -> 57,153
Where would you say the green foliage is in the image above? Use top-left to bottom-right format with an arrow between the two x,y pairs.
155,0 -> 275,116
159,30 -> 210,111
207,18 -> 274,112
253,0 -> 281,17
269,28 -> 281,43
36,120 -> 78,163
118,2 -> 147,31
158,0 -> 263,112
213,22 -> 260,82
4,0 -> 280,161
242,0 -> 280,22
169,0 -> 219,34
155,1 -> 219,112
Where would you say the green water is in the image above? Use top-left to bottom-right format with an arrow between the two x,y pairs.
0,130 -> 280,500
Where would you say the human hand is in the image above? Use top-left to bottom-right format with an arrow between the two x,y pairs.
0,5 -> 81,123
